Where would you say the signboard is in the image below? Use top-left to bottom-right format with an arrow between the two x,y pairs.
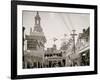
27,39 -> 37,50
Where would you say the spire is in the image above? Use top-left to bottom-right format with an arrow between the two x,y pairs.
34,11 -> 43,32
35,11 -> 41,25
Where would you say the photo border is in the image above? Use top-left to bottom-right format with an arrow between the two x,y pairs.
11,0 -> 98,79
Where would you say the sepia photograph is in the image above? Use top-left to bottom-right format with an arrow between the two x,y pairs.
22,11 -> 90,69
11,1 -> 97,79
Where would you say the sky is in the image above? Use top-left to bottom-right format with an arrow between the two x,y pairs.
23,11 -> 90,50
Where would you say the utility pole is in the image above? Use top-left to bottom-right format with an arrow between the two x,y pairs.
70,30 -> 77,54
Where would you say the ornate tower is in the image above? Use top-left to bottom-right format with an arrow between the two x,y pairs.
24,11 -> 46,68
26,11 -> 46,51
34,11 -> 43,32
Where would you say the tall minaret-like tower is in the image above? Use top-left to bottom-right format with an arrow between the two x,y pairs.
34,11 -> 43,32
24,11 -> 46,68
